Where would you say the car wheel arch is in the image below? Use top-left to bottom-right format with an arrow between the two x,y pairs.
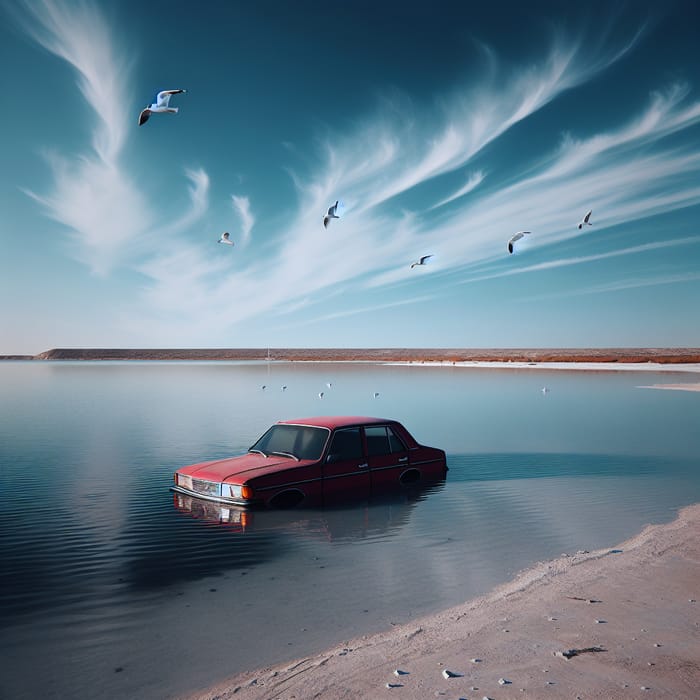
268,488 -> 306,509
399,468 -> 421,485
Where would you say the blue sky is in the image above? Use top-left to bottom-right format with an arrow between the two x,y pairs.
1,0 -> 700,354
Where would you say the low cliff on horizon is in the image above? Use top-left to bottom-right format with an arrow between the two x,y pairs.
8,347 -> 700,363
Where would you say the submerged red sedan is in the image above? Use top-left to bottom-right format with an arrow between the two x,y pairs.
171,416 -> 447,509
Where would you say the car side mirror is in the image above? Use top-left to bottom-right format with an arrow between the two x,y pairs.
326,453 -> 340,464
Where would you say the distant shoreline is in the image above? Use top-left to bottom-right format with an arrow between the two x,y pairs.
2,347 -> 700,364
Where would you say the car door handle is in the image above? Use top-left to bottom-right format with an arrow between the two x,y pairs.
358,463 -> 368,469
398,457 -> 408,462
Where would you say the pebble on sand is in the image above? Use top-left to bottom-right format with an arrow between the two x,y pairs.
442,669 -> 462,679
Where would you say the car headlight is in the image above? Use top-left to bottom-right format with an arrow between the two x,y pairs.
177,474 -> 193,490
221,484 -> 242,499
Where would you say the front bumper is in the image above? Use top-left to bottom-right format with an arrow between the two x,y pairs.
170,484 -> 256,507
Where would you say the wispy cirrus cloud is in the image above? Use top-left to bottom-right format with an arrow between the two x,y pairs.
305,26 -> 645,218
133,19 -> 700,339
231,195 -> 254,246
431,171 -> 485,210
15,0 -> 129,162
15,1 -> 213,276
520,270 -> 700,302
14,0 -> 153,275
14,2 -> 699,345
460,236 -> 700,286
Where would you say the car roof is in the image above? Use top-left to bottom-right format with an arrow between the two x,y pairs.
277,416 -> 394,430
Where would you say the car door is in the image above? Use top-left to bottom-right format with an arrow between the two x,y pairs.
321,427 -> 371,502
364,424 -> 411,490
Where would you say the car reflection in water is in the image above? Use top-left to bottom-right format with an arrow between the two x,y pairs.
173,475 -> 447,541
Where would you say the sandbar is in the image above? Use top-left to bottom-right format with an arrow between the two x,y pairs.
637,383 -> 700,393
185,504 -> 700,700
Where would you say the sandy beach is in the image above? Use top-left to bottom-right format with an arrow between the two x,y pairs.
186,504 -> 700,700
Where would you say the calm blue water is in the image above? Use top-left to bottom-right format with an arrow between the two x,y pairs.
1,361 -> 699,699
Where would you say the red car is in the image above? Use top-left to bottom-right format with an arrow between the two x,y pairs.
171,416 -> 447,509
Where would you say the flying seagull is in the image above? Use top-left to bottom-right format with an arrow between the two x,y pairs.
138,89 -> 187,126
410,255 -> 433,269
578,210 -> 593,229
323,201 -> 340,228
507,231 -> 531,254
218,232 -> 234,246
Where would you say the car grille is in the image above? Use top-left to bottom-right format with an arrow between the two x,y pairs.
191,478 -> 220,497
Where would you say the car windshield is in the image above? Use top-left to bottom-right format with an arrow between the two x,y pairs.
249,424 -> 329,461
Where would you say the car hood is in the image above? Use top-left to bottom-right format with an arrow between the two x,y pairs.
180,452 -> 316,482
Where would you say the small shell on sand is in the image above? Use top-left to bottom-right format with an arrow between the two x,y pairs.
442,669 -> 462,679
498,677 -> 511,685
386,682 -> 402,689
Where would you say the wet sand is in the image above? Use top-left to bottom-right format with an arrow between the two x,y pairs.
185,504 -> 700,700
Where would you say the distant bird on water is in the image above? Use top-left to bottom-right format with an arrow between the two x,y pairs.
508,231 -> 531,254
323,201 -> 340,228
218,232 -> 234,246
410,255 -> 433,269
578,210 -> 593,230
138,89 -> 186,126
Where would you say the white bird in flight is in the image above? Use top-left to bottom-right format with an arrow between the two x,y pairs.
138,89 -> 187,126
218,232 -> 234,246
323,201 -> 340,228
578,210 -> 593,230
410,255 -> 433,269
507,231 -> 531,254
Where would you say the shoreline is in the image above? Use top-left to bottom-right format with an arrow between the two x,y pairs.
3,347 -> 700,364
185,504 -> 700,700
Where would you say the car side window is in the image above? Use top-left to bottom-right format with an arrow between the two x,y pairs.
327,428 -> 363,461
387,426 -> 406,453
365,426 -> 407,456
